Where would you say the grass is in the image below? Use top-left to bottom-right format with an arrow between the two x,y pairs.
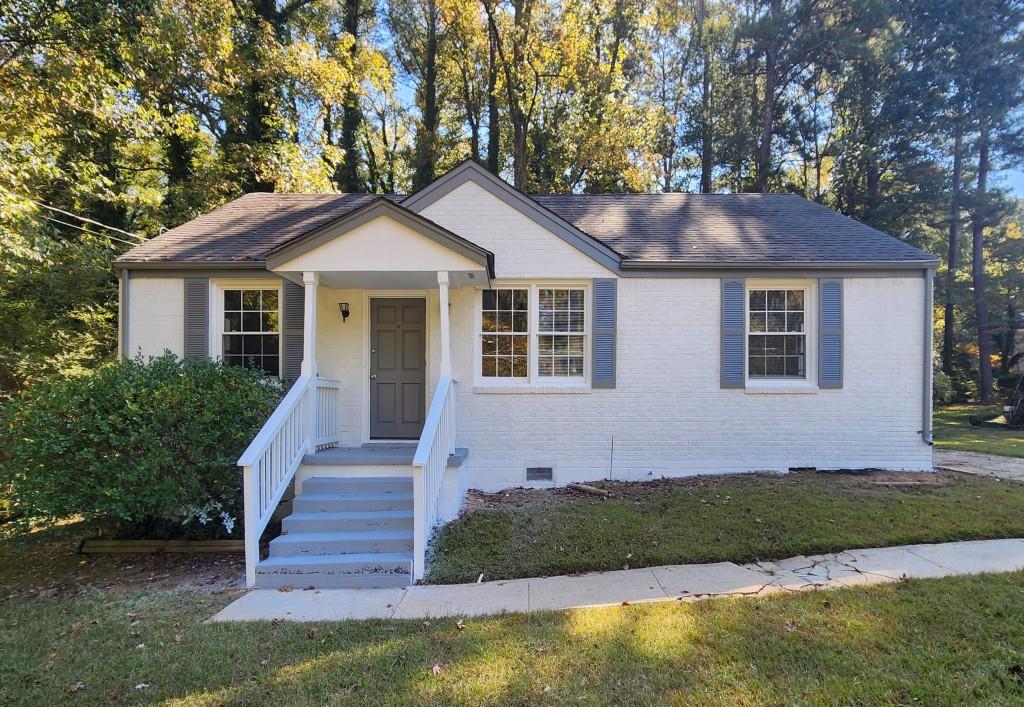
3,573 -> 1024,704
934,404 -> 1024,458
427,470 -> 1024,584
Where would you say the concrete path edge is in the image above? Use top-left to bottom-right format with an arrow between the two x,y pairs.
210,537 -> 1024,623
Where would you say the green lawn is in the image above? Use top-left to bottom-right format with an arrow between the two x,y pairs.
427,470 -> 1024,584
934,404 -> 1024,458
3,574 -> 1024,705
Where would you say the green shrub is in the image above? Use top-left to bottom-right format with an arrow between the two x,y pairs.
0,353 -> 282,538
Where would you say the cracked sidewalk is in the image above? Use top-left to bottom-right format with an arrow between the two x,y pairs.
210,537 -> 1024,622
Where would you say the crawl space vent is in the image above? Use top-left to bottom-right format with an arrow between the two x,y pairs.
526,467 -> 554,482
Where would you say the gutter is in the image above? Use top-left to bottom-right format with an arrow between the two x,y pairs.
922,267 -> 935,445
120,269 -> 130,358
619,259 -> 941,271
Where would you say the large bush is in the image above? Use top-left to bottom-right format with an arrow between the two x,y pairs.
0,353 -> 282,538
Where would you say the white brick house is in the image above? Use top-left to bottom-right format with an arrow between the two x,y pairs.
115,160 -> 938,588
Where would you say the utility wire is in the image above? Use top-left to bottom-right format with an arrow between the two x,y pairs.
40,214 -> 141,248
0,185 -> 147,242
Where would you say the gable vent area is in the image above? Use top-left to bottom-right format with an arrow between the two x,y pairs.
526,467 -> 554,482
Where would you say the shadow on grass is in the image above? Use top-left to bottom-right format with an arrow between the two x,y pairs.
4,573 -> 1024,705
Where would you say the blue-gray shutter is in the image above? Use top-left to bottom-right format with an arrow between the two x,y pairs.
282,281 -> 305,381
720,278 -> 745,388
592,278 -> 616,388
818,278 -> 843,388
183,278 -> 209,359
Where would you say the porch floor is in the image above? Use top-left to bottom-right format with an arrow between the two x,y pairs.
303,444 -> 469,467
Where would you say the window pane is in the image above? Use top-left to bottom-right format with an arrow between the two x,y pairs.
496,357 -> 512,377
554,311 -> 569,331
497,312 -> 513,332
513,289 -> 528,310
513,312 -> 528,332
569,357 -> 584,375
498,289 -> 512,310
262,334 -> 278,354
538,336 -> 553,355
785,336 -> 805,355
767,291 -> 786,310
539,289 -> 553,310
482,335 -> 497,355
242,334 -> 262,356
223,335 -> 242,355
764,336 -> 786,355
553,358 -> 569,376
538,311 -> 553,331
554,290 -> 569,309
242,290 -> 260,310
749,290 -> 767,311
482,312 -> 496,332
497,336 -> 512,355
225,355 -> 244,367
767,312 -> 786,332
512,335 -> 528,355
224,290 -> 241,310
262,289 -> 278,310
224,312 -> 242,333
786,290 -> 804,310
570,290 -> 584,309
749,357 -> 766,376
765,356 -> 786,376
482,357 -> 496,377
750,313 -> 767,332
482,289 -> 497,310
784,356 -> 804,377
538,357 -> 553,376
748,335 -> 766,356
568,335 -> 584,355
512,357 -> 528,377
263,356 -> 279,376
262,311 -> 279,332
242,312 -> 261,332
786,312 -> 804,332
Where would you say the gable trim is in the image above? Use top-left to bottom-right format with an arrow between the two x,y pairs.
264,197 -> 494,276
401,160 -> 622,273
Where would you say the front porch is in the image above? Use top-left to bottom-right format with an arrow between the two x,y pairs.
237,200 -> 494,589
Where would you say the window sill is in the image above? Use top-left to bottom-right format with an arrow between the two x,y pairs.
744,381 -> 819,395
472,383 -> 592,394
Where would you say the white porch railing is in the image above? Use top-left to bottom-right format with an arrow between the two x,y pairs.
411,374 -> 457,580
239,375 -> 340,587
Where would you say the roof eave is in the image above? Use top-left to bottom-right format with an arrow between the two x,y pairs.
619,259 -> 939,271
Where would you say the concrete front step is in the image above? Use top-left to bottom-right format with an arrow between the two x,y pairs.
255,552 -> 413,589
269,529 -> 414,556
282,510 -> 414,534
300,476 -> 412,495
293,492 -> 414,513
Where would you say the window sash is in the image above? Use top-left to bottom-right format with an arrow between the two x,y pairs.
221,287 -> 281,377
746,287 -> 806,380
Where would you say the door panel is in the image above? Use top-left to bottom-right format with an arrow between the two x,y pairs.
370,298 -> 426,438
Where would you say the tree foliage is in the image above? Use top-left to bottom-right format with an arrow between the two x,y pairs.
0,0 -> 1022,400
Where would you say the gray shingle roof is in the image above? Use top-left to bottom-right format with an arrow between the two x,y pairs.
531,193 -> 935,264
116,190 -> 936,267
117,193 -> 401,264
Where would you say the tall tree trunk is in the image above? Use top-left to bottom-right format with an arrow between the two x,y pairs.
335,0 -> 366,192
754,0 -> 780,193
412,0 -> 439,190
697,0 -> 712,193
486,22 -> 500,173
942,112 -> 963,375
972,121 -> 994,402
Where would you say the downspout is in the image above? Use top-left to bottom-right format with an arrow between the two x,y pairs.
120,269 -> 130,359
922,267 -> 934,445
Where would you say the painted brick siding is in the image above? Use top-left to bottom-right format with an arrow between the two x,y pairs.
449,276 -> 932,492
126,277 -> 184,358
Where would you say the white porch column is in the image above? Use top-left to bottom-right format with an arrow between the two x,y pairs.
301,271 -> 318,377
438,271 -> 451,377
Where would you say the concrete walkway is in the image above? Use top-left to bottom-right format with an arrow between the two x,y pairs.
935,449 -> 1024,481
210,538 -> 1024,622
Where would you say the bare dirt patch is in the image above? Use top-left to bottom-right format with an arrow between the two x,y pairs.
1,520 -> 245,601
459,469 -> 961,516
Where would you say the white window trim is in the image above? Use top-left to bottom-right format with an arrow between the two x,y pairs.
209,279 -> 283,377
744,278 -> 818,393
474,281 -> 591,392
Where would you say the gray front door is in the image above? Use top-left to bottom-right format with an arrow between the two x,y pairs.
370,298 -> 426,439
